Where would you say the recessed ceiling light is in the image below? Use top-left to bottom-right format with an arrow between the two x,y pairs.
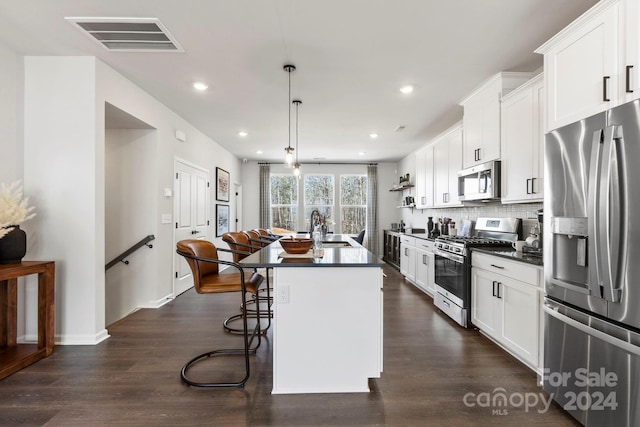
369,133 -> 378,139
358,151 -> 366,156
399,85 -> 414,94
238,131 -> 248,137
256,150 -> 263,154
193,81 -> 208,91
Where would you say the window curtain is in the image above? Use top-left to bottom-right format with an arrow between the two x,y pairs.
366,164 -> 379,256
259,163 -> 271,229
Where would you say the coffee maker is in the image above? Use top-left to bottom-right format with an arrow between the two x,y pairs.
523,208 -> 543,256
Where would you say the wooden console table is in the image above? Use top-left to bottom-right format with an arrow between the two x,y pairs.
0,261 -> 55,380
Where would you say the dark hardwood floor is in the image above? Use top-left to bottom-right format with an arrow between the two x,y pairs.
0,265 -> 580,426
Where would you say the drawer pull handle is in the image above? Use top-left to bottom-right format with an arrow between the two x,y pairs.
626,65 -> 634,93
490,264 -> 504,269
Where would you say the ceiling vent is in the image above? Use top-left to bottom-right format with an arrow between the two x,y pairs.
65,17 -> 184,52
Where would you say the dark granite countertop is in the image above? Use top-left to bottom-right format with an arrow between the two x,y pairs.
471,247 -> 544,267
240,234 -> 384,268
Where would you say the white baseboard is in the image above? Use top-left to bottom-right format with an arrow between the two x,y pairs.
18,329 -> 110,345
139,293 -> 174,309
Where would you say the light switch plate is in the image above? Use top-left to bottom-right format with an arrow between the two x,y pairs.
161,214 -> 172,224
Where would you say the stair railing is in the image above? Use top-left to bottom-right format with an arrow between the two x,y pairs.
105,235 -> 155,271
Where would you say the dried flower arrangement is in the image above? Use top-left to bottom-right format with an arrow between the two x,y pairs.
0,181 -> 36,240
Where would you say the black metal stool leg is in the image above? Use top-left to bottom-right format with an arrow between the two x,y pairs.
181,288 -> 262,388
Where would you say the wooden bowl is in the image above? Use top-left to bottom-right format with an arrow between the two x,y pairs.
280,237 -> 313,254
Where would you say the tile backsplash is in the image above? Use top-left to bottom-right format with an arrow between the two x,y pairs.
399,201 -> 543,239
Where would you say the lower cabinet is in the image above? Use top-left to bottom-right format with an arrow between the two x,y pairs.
400,236 -> 435,297
399,235 -> 416,282
471,252 -> 542,372
415,243 -> 436,296
383,230 -> 401,269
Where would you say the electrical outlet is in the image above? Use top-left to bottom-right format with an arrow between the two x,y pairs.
278,286 -> 289,304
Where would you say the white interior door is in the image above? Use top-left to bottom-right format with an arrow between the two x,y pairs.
174,159 -> 210,296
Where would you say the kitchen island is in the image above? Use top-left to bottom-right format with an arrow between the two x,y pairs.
240,234 -> 384,394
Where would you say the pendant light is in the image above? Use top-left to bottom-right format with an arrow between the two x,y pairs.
292,99 -> 302,176
283,64 -> 296,166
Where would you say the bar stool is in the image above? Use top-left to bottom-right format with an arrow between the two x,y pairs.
221,232 -> 273,334
176,239 -> 264,388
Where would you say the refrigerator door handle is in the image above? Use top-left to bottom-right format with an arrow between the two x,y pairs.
588,126 -> 626,303
588,128 -> 607,299
544,303 -> 640,357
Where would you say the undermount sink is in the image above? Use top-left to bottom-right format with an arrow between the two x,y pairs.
322,241 -> 352,247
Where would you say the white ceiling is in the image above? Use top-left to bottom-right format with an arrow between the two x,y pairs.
0,0 -> 598,163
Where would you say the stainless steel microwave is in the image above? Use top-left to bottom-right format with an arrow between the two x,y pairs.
457,160 -> 501,202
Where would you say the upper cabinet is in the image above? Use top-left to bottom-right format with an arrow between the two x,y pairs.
501,74 -> 544,204
414,145 -> 434,208
433,123 -> 463,207
459,72 -> 532,169
536,0 -> 640,132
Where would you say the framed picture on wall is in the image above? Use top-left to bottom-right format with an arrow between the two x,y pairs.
216,167 -> 230,202
216,204 -> 230,237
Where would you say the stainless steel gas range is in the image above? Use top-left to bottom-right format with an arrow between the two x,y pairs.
433,217 -> 521,327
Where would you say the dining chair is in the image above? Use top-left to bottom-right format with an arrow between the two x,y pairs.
176,239 -> 264,388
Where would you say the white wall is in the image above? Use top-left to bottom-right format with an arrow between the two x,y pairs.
24,56 -> 103,344
105,128 -> 158,325
19,56 -> 242,344
0,43 -> 22,183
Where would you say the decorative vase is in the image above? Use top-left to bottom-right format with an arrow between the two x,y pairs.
0,225 -> 27,264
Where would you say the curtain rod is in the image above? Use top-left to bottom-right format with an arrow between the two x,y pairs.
257,162 -> 377,166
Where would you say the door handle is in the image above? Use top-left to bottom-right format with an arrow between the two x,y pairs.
626,65 -> 634,93
496,282 -> 502,299
526,178 -> 532,194
531,178 -> 536,194
603,76 -> 610,102
492,281 -> 497,297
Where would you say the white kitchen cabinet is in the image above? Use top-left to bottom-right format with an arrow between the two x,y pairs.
414,145 -> 434,208
536,0 -> 637,132
400,236 -> 435,297
500,74 -> 544,203
471,252 -> 542,372
624,0 -> 640,103
399,235 -> 416,282
414,239 -> 436,296
433,123 -> 463,207
459,72 -> 532,168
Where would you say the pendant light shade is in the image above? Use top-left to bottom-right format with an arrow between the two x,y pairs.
293,99 -> 302,176
283,64 -> 296,166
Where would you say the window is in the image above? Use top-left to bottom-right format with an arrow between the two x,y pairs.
340,175 -> 367,234
270,174 -> 298,231
304,175 -> 334,232
269,169 -> 367,234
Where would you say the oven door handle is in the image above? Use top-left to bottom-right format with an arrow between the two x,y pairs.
435,249 -> 464,264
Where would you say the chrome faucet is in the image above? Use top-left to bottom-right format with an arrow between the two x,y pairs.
310,209 -> 321,233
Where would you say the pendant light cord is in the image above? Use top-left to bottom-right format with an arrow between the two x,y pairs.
295,100 -> 299,161
288,69 -> 292,151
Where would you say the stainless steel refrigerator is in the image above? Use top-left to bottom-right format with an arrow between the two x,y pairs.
544,99 -> 640,426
